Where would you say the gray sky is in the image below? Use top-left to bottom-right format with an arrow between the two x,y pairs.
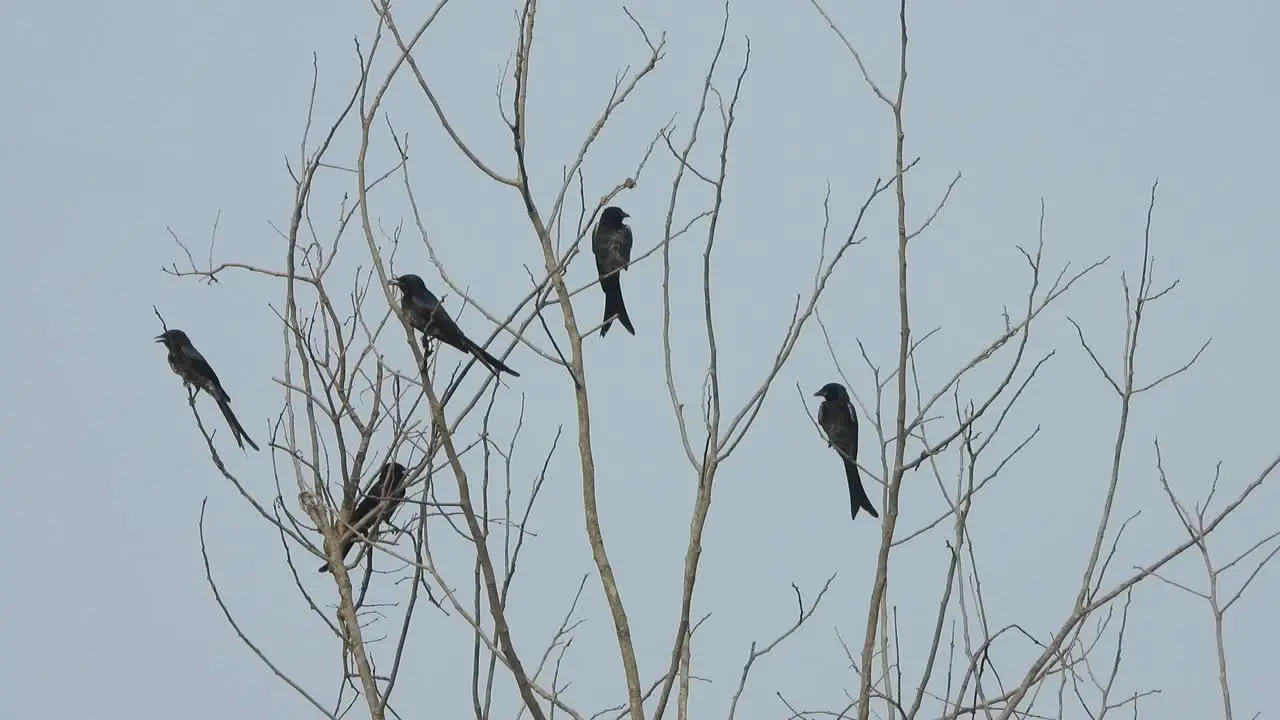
3,1 -> 1277,718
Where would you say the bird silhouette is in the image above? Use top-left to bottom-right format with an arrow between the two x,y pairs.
814,382 -> 878,521
156,329 -> 259,452
320,462 -> 409,573
592,206 -> 636,336
389,274 -> 519,377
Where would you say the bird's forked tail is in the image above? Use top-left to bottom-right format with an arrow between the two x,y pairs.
600,274 -> 635,337
843,458 -> 879,521
216,396 -> 260,452
468,340 -> 520,377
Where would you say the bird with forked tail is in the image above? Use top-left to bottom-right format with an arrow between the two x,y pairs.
813,382 -> 878,522
156,329 -> 259,452
592,206 -> 636,337
389,273 -> 520,377
319,461 -> 409,573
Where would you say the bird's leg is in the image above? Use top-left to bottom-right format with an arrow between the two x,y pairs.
383,518 -> 413,542
419,337 -> 435,375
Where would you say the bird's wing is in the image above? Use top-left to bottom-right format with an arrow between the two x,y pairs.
191,356 -> 222,389
620,224 -> 634,263
353,471 -> 407,530
179,345 -> 226,398
403,292 -> 435,316
179,344 -> 213,373
403,294 -> 444,332
418,286 -> 443,307
348,492 -> 383,530
841,400 -> 857,429
841,401 -> 859,455
593,228 -> 631,275
427,304 -> 467,339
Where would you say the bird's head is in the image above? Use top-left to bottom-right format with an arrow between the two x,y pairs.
814,382 -> 850,403
385,461 -> 408,480
389,274 -> 426,295
600,206 -> 630,226
155,329 -> 188,347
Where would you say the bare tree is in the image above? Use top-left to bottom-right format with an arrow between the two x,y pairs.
157,1 -> 1277,719
804,2 -> 1279,719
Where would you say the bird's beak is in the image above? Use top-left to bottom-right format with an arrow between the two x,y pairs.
387,278 -> 400,287
812,390 -> 823,397
154,335 -> 166,343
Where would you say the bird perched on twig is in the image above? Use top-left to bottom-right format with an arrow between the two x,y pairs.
592,206 -> 636,337
389,273 -> 520,377
155,329 -> 260,452
319,461 -> 409,573
813,382 -> 878,521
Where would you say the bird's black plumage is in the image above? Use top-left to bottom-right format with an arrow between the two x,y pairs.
156,329 -> 259,452
389,274 -> 520,377
592,206 -> 635,337
319,462 -> 409,573
814,382 -> 878,521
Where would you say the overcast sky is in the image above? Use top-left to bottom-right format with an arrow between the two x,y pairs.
3,1 -> 1278,718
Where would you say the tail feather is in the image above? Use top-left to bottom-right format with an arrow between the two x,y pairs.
601,275 -> 635,337
469,341 -> 520,377
435,330 -> 519,377
843,458 -> 879,521
217,397 -> 260,452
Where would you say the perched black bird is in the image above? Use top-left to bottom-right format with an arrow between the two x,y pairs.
592,206 -> 635,337
814,382 -> 878,521
319,462 -> 409,573
156,329 -> 260,452
389,274 -> 520,377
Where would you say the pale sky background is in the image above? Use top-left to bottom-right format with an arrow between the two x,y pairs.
2,1 -> 1278,718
